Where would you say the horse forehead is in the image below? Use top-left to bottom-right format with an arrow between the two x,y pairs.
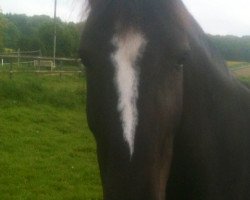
110,29 -> 147,156
111,30 -> 146,58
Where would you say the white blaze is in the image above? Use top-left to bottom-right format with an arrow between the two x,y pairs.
111,30 -> 147,156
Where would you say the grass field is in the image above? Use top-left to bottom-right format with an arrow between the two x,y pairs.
227,61 -> 250,79
0,63 -> 249,200
0,73 -> 102,200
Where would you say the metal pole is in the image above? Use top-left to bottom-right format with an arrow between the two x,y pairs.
53,0 -> 57,68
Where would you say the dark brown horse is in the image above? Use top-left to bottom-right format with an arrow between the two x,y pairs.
79,0 -> 250,199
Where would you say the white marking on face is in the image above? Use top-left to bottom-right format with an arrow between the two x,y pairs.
111,30 -> 147,157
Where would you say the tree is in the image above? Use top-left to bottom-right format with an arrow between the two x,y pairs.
0,14 -> 20,51
0,14 -> 5,51
3,20 -> 20,49
209,35 -> 250,62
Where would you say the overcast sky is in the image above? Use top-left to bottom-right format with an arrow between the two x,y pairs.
1,0 -> 250,36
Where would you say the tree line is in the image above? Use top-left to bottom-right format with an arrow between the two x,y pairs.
0,13 -> 83,58
0,13 -> 250,61
208,35 -> 250,62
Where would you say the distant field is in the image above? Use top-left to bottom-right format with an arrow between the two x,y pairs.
239,76 -> 250,88
227,61 -> 250,78
226,61 -> 250,86
227,61 -> 248,69
0,73 -> 102,200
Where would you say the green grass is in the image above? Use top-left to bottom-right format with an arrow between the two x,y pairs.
0,73 -> 102,200
239,76 -> 250,88
227,61 -> 250,70
0,65 -> 248,200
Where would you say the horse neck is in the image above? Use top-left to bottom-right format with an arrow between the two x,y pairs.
182,31 -> 250,135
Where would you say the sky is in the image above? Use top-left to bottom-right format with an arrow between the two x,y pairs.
0,0 -> 83,23
183,0 -> 250,36
0,0 -> 250,36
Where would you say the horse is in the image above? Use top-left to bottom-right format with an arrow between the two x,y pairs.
79,0 -> 250,199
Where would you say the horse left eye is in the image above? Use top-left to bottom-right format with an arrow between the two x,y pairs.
79,49 -> 91,68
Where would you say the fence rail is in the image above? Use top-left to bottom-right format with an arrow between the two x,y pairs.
0,54 -> 84,79
0,54 -> 80,62
0,70 -> 84,80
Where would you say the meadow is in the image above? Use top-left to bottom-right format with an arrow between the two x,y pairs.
0,62 -> 249,200
228,61 -> 250,85
0,73 -> 102,200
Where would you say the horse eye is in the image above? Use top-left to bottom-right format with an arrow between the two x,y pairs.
175,50 -> 190,69
81,56 -> 89,67
79,49 -> 91,68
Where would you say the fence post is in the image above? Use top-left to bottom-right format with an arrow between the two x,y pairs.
9,61 -> 13,79
59,61 -> 63,70
38,58 -> 41,71
17,49 -> 20,68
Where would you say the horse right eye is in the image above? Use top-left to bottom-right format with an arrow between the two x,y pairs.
175,50 -> 190,69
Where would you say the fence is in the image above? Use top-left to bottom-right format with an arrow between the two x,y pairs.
0,54 -> 84,79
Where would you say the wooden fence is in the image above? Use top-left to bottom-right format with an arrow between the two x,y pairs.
0,55 -> 84,79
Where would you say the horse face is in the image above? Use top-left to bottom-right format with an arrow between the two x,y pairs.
80,1 -> 190,199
